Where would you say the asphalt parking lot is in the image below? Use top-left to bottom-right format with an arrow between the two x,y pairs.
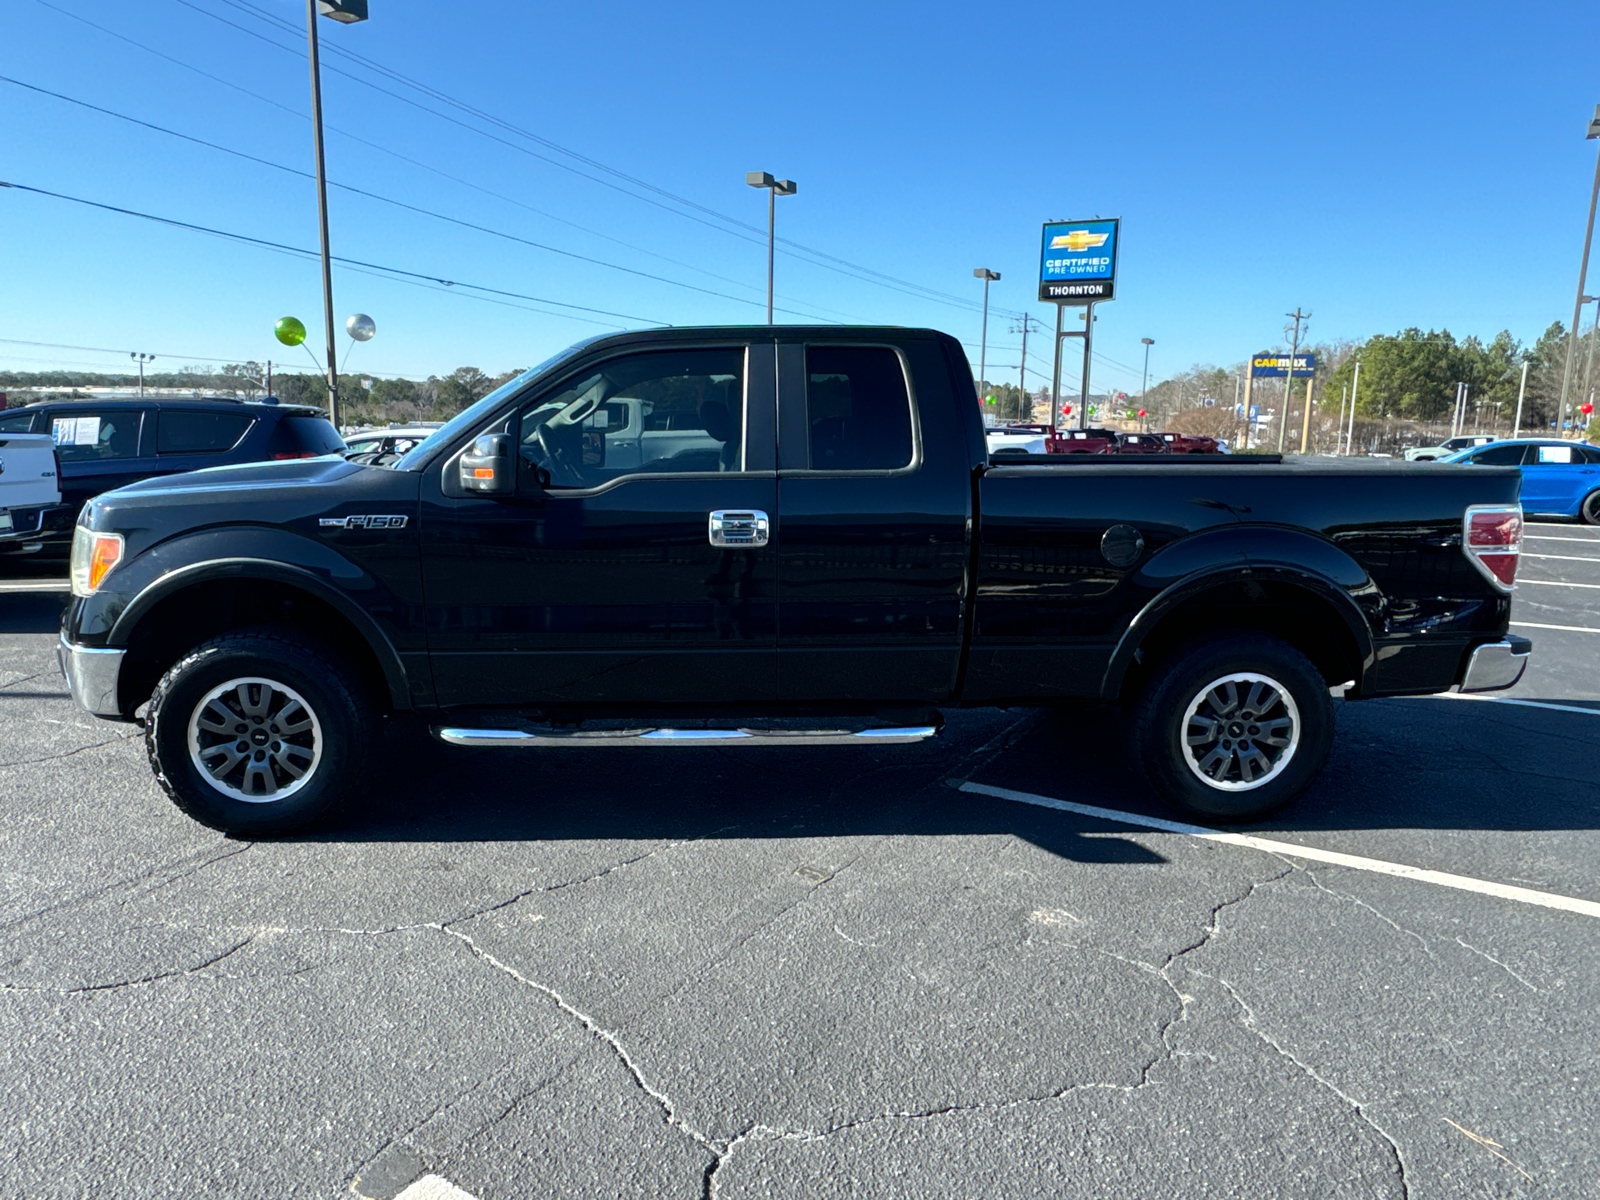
2,523 -> 1597,1199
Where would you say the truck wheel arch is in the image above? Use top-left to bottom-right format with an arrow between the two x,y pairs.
110,559 -> 411,716
1101,564 -> 1377,704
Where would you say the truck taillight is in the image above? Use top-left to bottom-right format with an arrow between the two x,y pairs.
1463,504 -> 1521,591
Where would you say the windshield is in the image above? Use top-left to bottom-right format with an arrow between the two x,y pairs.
392,336 -> 607,470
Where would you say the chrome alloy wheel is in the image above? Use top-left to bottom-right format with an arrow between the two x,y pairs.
186,677 -> 323,803
1180,672 -> 1301,792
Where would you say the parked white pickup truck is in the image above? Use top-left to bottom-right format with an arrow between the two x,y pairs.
0,432 -> 62,553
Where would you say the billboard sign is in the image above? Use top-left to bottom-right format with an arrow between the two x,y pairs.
1039,218 -> 1119,302
1250,352 -> 1315,378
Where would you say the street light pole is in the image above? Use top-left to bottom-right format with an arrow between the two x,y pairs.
1558,105 -> 1600,438
305,1 -> 342,428
746,172 -> 797,323
130,352 -> 154,397
973,269 -> 1000,399
1139,337 -> 1154,401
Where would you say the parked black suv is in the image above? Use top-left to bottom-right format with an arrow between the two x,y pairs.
0,398 -> 343,554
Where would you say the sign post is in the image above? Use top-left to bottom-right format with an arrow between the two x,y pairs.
1040,218 -> 1119,430
1248,351 -> 1316,451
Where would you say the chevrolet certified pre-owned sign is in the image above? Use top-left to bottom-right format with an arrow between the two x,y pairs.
1249,353 -> 1316,378
1039,218 -> 1120,302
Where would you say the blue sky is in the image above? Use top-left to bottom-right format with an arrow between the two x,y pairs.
3,0 -> 1599,396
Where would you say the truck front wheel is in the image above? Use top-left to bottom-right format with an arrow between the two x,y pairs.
1130,632 -> 1333,821
146,631 -> 375,836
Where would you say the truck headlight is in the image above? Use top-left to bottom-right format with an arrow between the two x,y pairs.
70,528 -> 125,597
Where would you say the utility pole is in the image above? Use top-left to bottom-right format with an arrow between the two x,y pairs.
973,269 -> 1000,399
1513,359 -> 1529,434
1559,106 -> 1600,437
1277,308 -> 1310,453
1139,337 -> 1155,402
1336,384 -> 1347,452
1011,316 -> 1042,418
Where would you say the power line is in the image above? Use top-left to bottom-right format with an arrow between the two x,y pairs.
0,179 -> 668,326
0,74 -> 850,324
165,0 -> 1019,320
22,1 -> 861,324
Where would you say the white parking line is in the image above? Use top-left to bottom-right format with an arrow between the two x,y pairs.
1442,693 -> 1600,717
1511,620 -> 1600,634
960,782 -> 1600,919
396,1177 -> 479,1200
1524,534 -> 1600,544
1521,552 -> 1600,563
1517,578 -> 1600,589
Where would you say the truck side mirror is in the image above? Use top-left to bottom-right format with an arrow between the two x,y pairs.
460,433 -> 513,494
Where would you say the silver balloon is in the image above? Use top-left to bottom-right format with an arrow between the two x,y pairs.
345,313 -> 376,342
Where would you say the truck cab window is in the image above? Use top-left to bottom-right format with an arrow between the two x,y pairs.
805,346 -> 914,470
518,348 -> 745,488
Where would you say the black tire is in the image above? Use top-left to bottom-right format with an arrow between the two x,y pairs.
1130,631 -> 1334,822
146,630 -> 376,835
1582,490 -> 1600,526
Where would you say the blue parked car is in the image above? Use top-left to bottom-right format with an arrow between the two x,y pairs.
1441,438 -> 1600,524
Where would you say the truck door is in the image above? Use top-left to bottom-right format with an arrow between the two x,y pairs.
774,339 -> 972,703
420,340 -> 778,708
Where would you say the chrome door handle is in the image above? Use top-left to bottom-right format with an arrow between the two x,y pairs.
708,509 -> 769,548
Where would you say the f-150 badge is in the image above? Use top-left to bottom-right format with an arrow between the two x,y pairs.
319,515 -> 409,530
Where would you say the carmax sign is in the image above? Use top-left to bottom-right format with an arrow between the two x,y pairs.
1249,353 -> 1316,378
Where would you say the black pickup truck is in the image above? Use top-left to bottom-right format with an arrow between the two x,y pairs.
58,326 -> 1531,834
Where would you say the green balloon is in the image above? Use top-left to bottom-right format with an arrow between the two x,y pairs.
274,316 -> 307,347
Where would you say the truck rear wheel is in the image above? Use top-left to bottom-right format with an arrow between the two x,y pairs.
1130,632 -> 1333,821
146,631 -> 375,836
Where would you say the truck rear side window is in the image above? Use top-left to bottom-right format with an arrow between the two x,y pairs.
268,415 -> 346,459
159,411 -> 253,454
805,346 -> 913,471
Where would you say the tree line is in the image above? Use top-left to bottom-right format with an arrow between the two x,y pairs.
0,363 -> 525,428
1138,319 -> 1600,447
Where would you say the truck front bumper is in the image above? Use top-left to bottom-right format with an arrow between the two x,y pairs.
58,634 -> 127,718
1456,635 -> 1532,693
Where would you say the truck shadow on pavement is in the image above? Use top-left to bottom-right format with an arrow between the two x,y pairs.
314,696 -> 1600,856
323,711 -> 1173,864
0,593 -> 69,635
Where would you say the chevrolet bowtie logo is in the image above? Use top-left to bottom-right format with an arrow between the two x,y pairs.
1050,230 -> 1110,252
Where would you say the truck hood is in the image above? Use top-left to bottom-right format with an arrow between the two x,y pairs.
108,454 -> 362,499
86,455 -> 422,564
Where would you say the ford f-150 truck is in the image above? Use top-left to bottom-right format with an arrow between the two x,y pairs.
58,326 -> 1531,835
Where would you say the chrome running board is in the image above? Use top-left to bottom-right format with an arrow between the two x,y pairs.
434,725 -> 939,748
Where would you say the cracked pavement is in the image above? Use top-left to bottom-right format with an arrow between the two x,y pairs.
3,549 -> 1599,1198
